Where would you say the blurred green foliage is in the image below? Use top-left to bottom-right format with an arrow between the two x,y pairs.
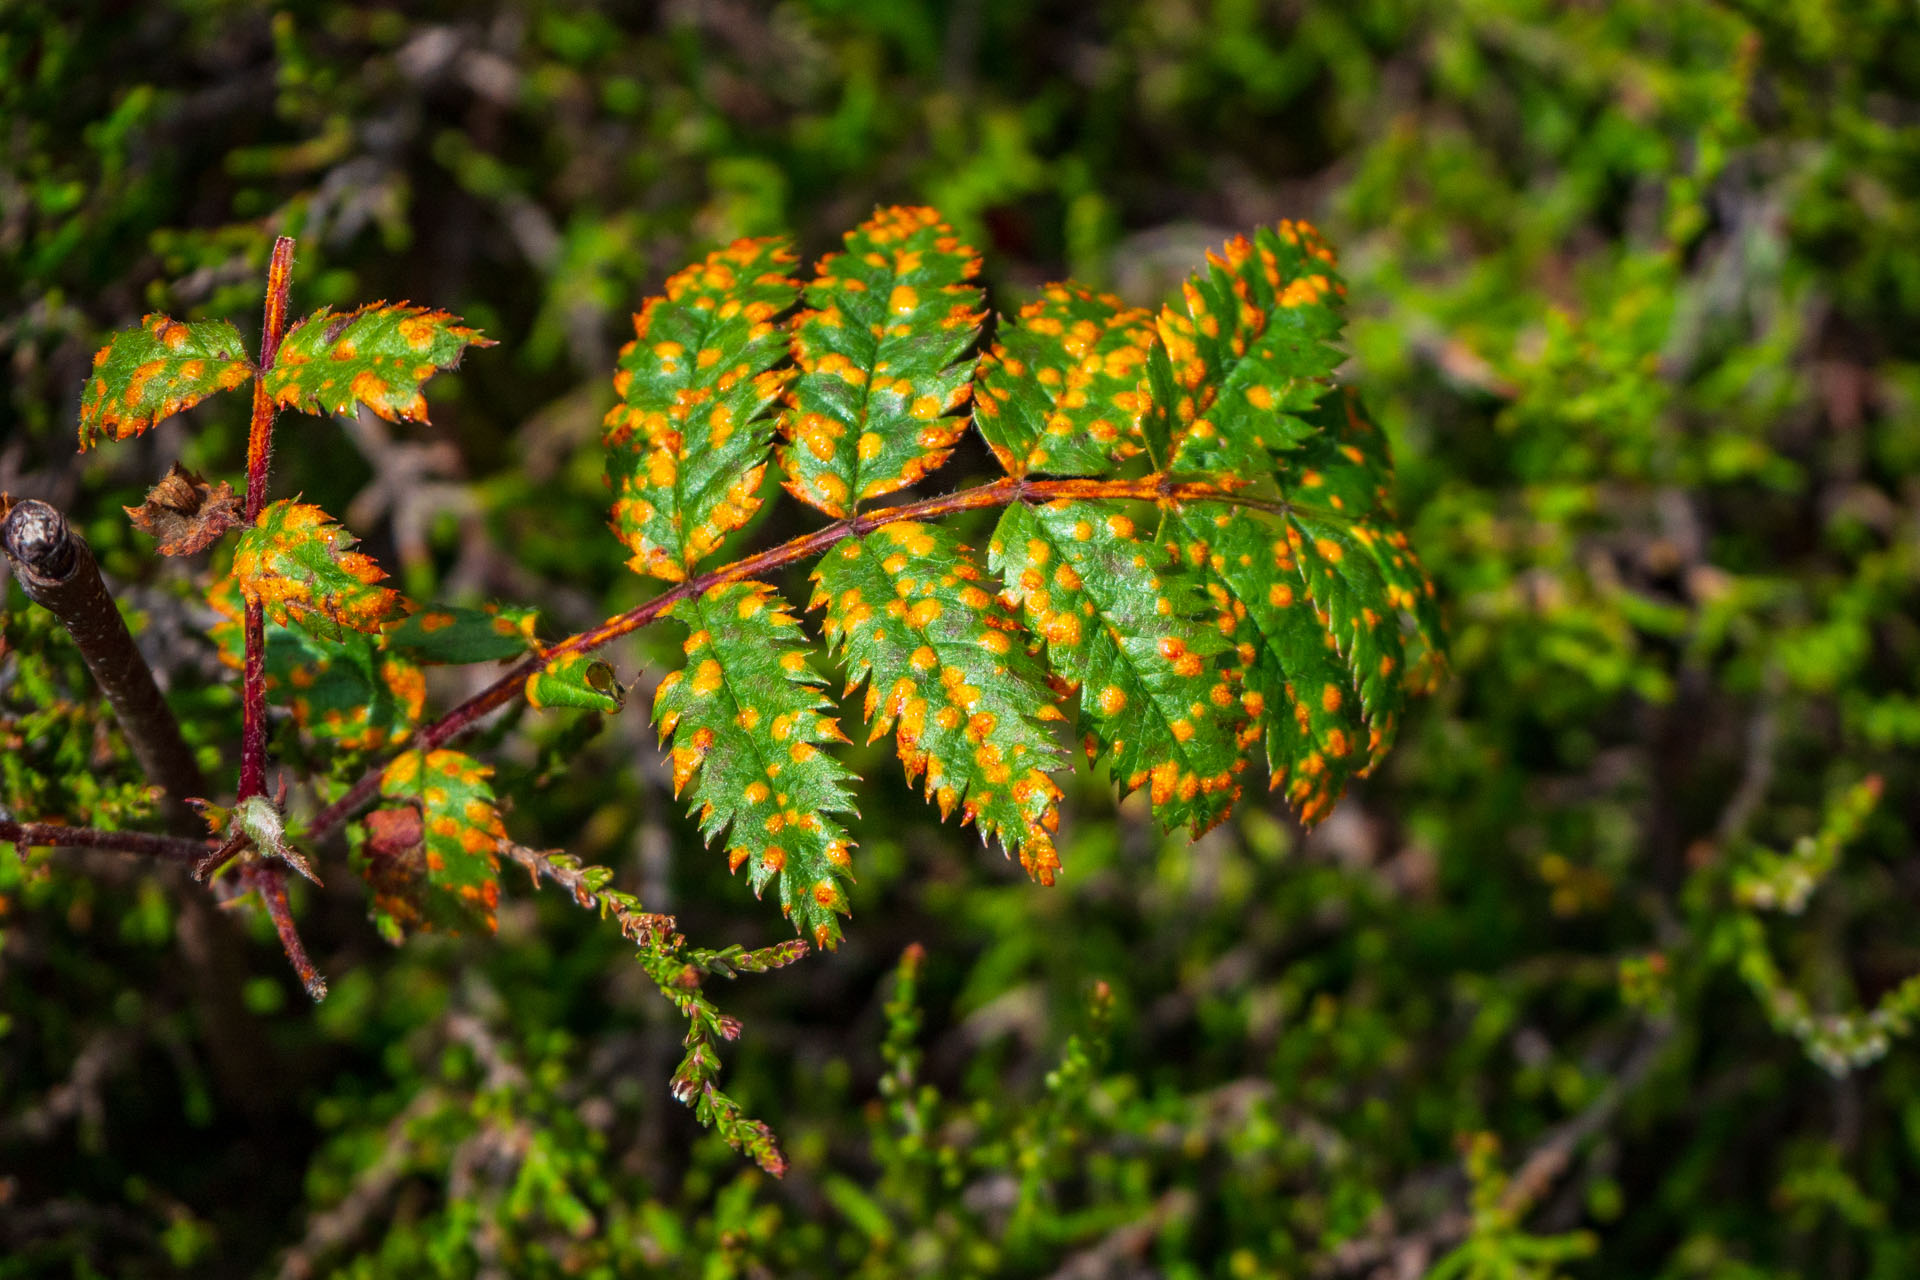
5,0 -> 1920,1275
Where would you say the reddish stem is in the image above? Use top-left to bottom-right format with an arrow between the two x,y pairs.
238,236 -> 298,805
232,237 -> 327,998
246,237 -> 298,521
0,819 -> 211,863
306,473 -> 1271,843
255,863 -> 327,1000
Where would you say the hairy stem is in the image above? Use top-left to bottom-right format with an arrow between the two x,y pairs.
225,237 -> 329,999
239,235 -> 298,805
256,863 -> 327,1000
3,499 -> 208,823
307,473 -> 1271,843
246,236 -> 299,521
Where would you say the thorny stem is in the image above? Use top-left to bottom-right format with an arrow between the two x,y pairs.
307,473 -> 1281,844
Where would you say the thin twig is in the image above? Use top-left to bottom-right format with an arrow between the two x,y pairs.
0,820 -> 207,863
255,863 -> 327,1000
1,506 -> 275,1093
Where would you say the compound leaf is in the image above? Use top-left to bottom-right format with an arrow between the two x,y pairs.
77,315 -> 253,449
974,283 -> 1155,477
605,237 -> 799,580
265,302 -> 492,423
232,500 -> 409,640
991,499 -> 1246,835
369,748 -> 507,936
781,206 -> 981,516
813,521 -> 1067,883
652,580 -> 857,948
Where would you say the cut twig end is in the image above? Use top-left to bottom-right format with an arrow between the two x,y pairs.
2,498 -> 77,581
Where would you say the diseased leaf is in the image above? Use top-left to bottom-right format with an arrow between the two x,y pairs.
273,631 -> 423,751
1165,392 -> 1443,823
1275,389 -> 1446,701
1146,221 -> 1346,477
974,283 -> 1155,477
605,237 -> 799,580
210,577 -> 424,751
1169,504 -> 1370,826
652,580 -> 858,948
265,302 -> 492,423
232,500 -> 409,639
123,462 -> 242,556
991,499 -> 1246,835
368,748 -> 507,936
813,521 -> 1067,882
77,315 -> 253,449
525,651 -> 625,712
780,206 -> 981,516
385,604 -> 539,664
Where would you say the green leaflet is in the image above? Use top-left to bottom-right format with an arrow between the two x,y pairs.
525,651 -> 624,712
652,580 -> 858,948
77,315 -> 253,449
974,283 -> 1155,477
605,237 -> 799,581
781,206 -> 981,516
1165,393 -> 1443,823
265,302 -> 492,422
1148,222 -> 1347,478
210,577 -> 424,752
991,499 -> 1245,835
232,500 -> 409,639
385,604 -> 539,664
1168,504 -> 1371,826
267,629 -> 424,752
812,521 -> 1067,883
369,748 -> 507,936
1276,390 -> 1446,705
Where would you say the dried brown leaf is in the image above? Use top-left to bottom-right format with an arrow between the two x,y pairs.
124,463 -> 242,556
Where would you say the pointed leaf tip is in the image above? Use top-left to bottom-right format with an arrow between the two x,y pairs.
606,237 -> 798,581
265,302 -> 492,423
